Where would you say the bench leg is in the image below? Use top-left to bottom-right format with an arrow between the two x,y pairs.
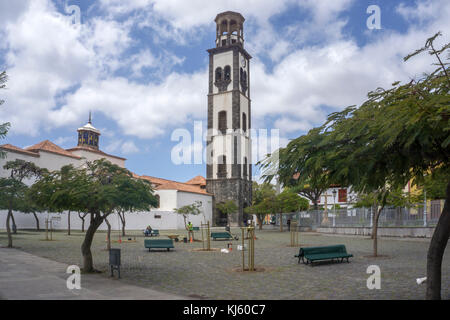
346,257 -> 349,263
167,248 -> 170,251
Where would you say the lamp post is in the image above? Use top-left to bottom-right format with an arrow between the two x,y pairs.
332,189 -> 337,228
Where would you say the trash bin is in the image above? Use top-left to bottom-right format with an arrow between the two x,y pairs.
109,248 -> 121,278
183,237 -> 187,243
225,226 -> 230,232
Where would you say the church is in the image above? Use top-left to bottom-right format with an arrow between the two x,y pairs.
0,11 -> 252,231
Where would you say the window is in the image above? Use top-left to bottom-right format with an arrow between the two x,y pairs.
242,112 -> 247,132
240,68 -> 247,93
155,195 -> 160,208
338,189 -> 347,203
215,67 -> 222,82
218,111 -> 227,134
222,39 -> 227,46
154,214 -> 161,219
224,65 -> 231,81
217,155 -> 227,178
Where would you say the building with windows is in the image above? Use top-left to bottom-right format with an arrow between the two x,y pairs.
0,117 -> 213,231
206,11 -> 252,227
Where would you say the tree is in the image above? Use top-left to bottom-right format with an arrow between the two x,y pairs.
29,159 -> 157,272
174,201 -> 202,238
261,33 -> 449,299
0,160 -> 44,247
78,211 -> 88,232
216,200 -> 238,228
276,189 -> 309,231
245,182 -> 277,230
261,131 -> 332,209
0,71 -> 10,159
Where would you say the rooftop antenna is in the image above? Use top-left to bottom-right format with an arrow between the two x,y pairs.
88,111 -> 92,124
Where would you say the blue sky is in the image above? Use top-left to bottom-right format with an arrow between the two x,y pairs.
0,0 -> 449,182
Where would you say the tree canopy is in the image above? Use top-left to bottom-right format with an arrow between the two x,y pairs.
260,32 -> 450,299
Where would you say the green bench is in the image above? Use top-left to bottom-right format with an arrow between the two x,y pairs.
144,239 -> 174,252
295,245 -> 353,266
143,229 -> 159,237
192,227 -> 200,231
211,232 -> 233,240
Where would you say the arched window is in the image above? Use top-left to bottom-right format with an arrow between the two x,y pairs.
242,112 -> 247,132
218,111 -> 227,134
224,65 -> 231,81
215,67 -> 222,82
155,194 -> 160,208
217,155 -> 227,178
243,157 -> 248,177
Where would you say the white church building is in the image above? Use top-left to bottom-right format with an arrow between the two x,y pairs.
0,116 -> 213,231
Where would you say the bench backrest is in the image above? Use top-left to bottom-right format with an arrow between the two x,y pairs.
152,230 -> 159,234
144,239 -> 173,247
211,232 -> 231,237
300,245 -> 348,256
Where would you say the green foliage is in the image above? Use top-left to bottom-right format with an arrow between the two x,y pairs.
277,189 -> 309,212
174,201 -> 202,230
216,200 -> 238,216
263,32 -> 449,202
29,159 -> 157,216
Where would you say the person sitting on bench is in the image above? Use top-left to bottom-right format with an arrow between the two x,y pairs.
144,225 -> 153,237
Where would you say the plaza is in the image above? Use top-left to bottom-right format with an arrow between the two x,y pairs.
1,228 -> 448,300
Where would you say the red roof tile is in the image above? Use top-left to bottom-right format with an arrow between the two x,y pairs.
25,140 -> 81,159
0,144 -> 40,157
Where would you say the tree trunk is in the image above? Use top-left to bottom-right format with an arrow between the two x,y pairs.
6,208 -> 13,248
32,212 -> 40,231
119,212 -> 126,237
105,217 -> 111,251
426,180 -> 450,300
372,208 -> 382,257
78,212 -> 85,232
67,211 -> 71,236
81,213 -> 104,273
279,213 -> 283,232
10,212 -> 17,234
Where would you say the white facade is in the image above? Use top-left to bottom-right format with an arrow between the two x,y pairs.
0,121 -> 213,231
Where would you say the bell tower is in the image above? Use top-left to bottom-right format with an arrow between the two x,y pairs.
77,112 -> 101,150
206,11 -> 252,227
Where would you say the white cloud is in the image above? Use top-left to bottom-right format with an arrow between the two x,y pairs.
104,139 -> 139,155
1,0 -> 449,147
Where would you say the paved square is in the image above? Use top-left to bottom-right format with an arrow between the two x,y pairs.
1,228 -> 449,299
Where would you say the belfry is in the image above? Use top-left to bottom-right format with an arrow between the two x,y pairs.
206,11 -> 252,226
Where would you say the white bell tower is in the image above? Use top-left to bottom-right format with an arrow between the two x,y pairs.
206,11 -> 252,227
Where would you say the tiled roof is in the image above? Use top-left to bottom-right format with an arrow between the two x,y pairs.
185,175 -> 206,186
135,174 -> 211,195
156,181 -> 211,195
0,144 -> 40,157
66,146 -> 126,160
25,140 -> 81,159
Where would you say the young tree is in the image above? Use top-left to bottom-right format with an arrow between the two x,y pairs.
29,159 -> 157,272
216,200 -> 238,228
174,201 -> 202,237
0,160 -> 44,247
78,211 -> 88,232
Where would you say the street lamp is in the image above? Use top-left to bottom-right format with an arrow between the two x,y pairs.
332,189 -> 337,227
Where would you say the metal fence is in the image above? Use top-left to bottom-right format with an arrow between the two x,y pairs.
275,200 -> 444,229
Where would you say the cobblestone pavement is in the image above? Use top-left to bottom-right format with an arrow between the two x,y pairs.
1,228 -> 449,300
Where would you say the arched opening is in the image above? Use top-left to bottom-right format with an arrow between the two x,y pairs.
224,65 -> 231,81
215,67 -> 222,82
218,111 -> 227,134
217,155 -> 227,178
242,112 -> 247,132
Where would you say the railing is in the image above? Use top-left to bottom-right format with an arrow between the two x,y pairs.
273,202 -> 444,228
